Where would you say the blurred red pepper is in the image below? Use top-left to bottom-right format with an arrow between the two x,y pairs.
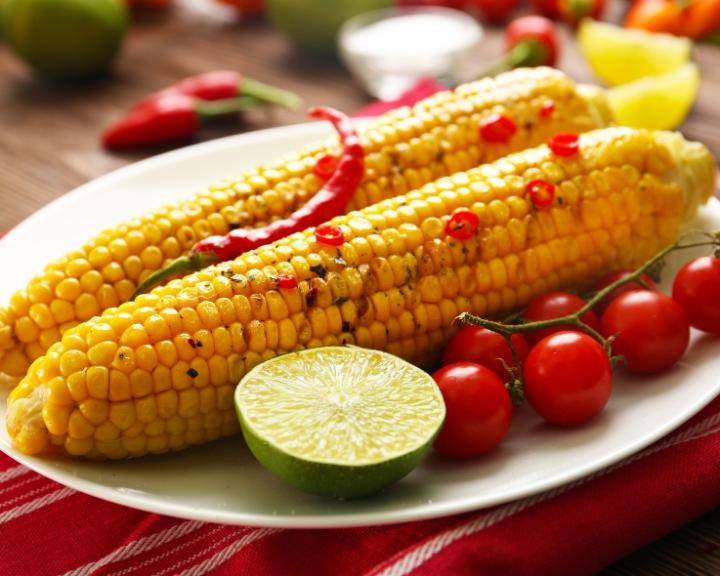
532,0 -> 605,25
626,0 -> 720,39
136,70 -> 301,111
678,0 -> 720,37
103,92 -> 258,150
478,15 -> 560,77
625,0 -> 683,34
506,16 -> 559,65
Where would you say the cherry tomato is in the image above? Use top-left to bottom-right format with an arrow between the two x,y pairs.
592,270 -> 659,315
468,0 -> 519,22
601,291 -> 690,374
523,331 -> 612,426
672,256 -> 720,334
523,291 -> 600,346
442,326 -> 529,381
432,362 -> 512,459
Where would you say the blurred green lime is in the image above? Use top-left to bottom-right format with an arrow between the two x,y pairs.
268,0 -> 392,55
3,0 -> 127,80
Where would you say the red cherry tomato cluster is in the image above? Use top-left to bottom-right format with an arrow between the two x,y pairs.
433,255 -> 720,460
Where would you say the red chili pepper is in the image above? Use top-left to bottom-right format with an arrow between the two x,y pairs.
446,210 -> 480,240
276,274 -> 298,289
133,107 -> 365,296
547,133 -> 580,157
102,93 -> 258,150
314,154 -> 339,181
539,100 -> 556,118
506,16 -> 559,67
103,93 -> 200,149
480,114 -> 517,143
135,70 -> 301,111
527,179 -> 556,209
314,224 -> 345,246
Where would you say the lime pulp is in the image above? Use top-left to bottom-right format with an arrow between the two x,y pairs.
235,346 -> 446,499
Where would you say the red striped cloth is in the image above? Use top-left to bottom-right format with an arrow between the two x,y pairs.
2,396 -> 720,575
3,79 -> 720,575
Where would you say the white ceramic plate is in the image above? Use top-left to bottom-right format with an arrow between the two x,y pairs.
1,122 -> 719,529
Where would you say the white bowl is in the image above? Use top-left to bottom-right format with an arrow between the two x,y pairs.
338,6 -> 484,99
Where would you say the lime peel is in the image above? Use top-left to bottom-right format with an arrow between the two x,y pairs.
3,0 -> 127,80
235,346 -> 445,499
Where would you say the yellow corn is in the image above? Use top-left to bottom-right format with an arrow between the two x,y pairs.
0,68 -> 611,377
6,127 -> 715,459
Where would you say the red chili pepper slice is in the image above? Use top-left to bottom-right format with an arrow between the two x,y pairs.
276,274 -> 298,289
315,224 -> 345,246
314,154 -> 338,181
479,114 -> 517,144
547,133 -> 580,157
527,179 -> 556,209
539,100 -> 555,118
446,210 -> 479,240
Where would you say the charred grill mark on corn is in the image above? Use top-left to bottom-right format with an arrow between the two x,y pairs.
6,128 -> 715,459
0,68 -> 611,377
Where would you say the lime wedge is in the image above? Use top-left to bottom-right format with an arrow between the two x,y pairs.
606,62 -> 700,130
235,346 -> 445,499
578,19 -> 692,86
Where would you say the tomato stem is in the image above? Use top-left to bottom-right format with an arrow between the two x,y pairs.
458,231 -> 720,400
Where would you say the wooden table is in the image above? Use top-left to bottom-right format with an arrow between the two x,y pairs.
0,0 -> 718,573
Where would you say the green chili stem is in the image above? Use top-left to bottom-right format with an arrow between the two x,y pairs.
196,96 -> 261,119
241,78 -> 303,111
132,252 -> 219,299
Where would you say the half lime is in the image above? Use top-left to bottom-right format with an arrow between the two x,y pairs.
235,346 -> 445,499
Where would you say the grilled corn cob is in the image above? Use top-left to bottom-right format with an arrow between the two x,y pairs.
6,127 -> 715,459
0,68 -> 611,377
